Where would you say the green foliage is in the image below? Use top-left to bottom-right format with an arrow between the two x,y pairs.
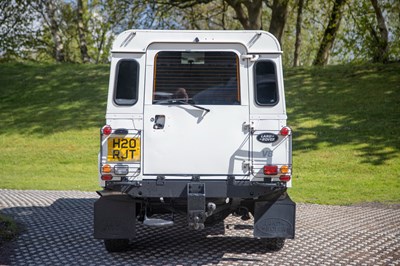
282,1 -> 330,66
179,1 -> 242,30
0,0 -> 40,60
0,62 -> 399,205
0,213 -> 19,245
333,0 -> 399,63
1,0 -> 399,65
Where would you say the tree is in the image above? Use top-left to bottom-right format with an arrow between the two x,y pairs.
293,0 -> 304,66
334,0 -> 399,63
0,0 -> 38,59
313,0 -> 346,66
165,0 -> 291,43
369,0 -> 389,63
2,0 -> 398,64
44,0 -> 65,62
77,0 -> 91,63
87,0 -> 151,63
177,1 -> 241,30
267,0 -> 290,45
225,0 -> 263,30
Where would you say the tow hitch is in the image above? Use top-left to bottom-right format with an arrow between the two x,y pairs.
187,182 -> 206,229
187,182 -> 216,230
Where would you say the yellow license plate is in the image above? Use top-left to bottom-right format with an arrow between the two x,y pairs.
107,137 -> 140,162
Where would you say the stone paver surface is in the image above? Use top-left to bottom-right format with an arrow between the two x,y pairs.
0,189 -> 399,265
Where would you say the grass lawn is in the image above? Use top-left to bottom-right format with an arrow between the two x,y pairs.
285,63 -> 400,204
0,62 -> 399,205
0,63 -> 108,191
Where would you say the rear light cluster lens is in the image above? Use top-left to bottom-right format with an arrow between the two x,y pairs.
264,165 -> 278,175
264,165 -> 291,175
279,126 -> 291,136
263,165 -> 292,182
102,125 -> 112,135
114,164 -> 129,175
102,164 -> 111,173
102,164 -> 129,176
101,174 -> 113,181
279,175 -> 291,182
280,165 -> 289,174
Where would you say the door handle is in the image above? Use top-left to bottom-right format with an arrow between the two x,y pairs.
152,115 -> 165,129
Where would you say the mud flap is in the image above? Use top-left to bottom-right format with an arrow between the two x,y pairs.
94,195 -> 136,239
253,195 -> 296,239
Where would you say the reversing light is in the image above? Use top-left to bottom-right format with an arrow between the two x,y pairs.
114,164 -> 129,175
102,125 -> 112,136
279,126 -> 291,136
102,164 -> 111,173
101,174 -> 113,181
279,175 -> 291,182
264,165 -> 278,175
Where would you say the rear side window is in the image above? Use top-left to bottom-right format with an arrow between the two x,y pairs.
153,51 -> 240,105
114,60 -> 138,105
255,61 -> 278,105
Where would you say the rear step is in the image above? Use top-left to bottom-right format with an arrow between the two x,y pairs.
143,215 -> 174,227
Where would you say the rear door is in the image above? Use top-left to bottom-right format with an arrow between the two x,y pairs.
143,44 -> 250,176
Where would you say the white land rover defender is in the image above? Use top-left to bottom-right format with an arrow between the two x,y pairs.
94,30 -> 295,252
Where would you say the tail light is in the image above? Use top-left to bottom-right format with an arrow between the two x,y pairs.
102,125 -> 112,136
279,175 -> 291,182
264,165 -> 278,175
279,126 -> 291,136
101,174 -> 113,181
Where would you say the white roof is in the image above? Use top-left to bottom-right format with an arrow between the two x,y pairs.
112,30 -> 281,53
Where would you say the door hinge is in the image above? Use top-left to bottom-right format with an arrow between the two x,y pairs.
241,54 -> 259,62
242,161 -> 253,173
243,122 -> 255,134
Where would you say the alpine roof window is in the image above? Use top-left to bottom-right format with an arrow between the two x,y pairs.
153,51 -> 240,105
114,60 -> 139,105
255,61 -> 278,106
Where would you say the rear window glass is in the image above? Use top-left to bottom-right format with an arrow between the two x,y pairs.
114,60 -> 138,105
255,61 -> 278,105
153,51 -> 240,105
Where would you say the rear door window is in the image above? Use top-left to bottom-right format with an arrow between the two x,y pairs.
114,60 -> 139,105
254,61 -> 278,105
153,51 -> 240,105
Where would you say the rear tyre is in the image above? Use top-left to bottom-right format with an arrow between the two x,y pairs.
104,239 -> 130,252
262,238 -> 285,251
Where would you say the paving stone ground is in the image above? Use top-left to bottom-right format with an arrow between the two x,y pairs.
0,189 -> 399,266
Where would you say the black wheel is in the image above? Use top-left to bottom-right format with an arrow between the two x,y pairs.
262,238 -> 285,251
104,239 -> 130,252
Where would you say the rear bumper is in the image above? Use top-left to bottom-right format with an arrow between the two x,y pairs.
100,178 -> 287,198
